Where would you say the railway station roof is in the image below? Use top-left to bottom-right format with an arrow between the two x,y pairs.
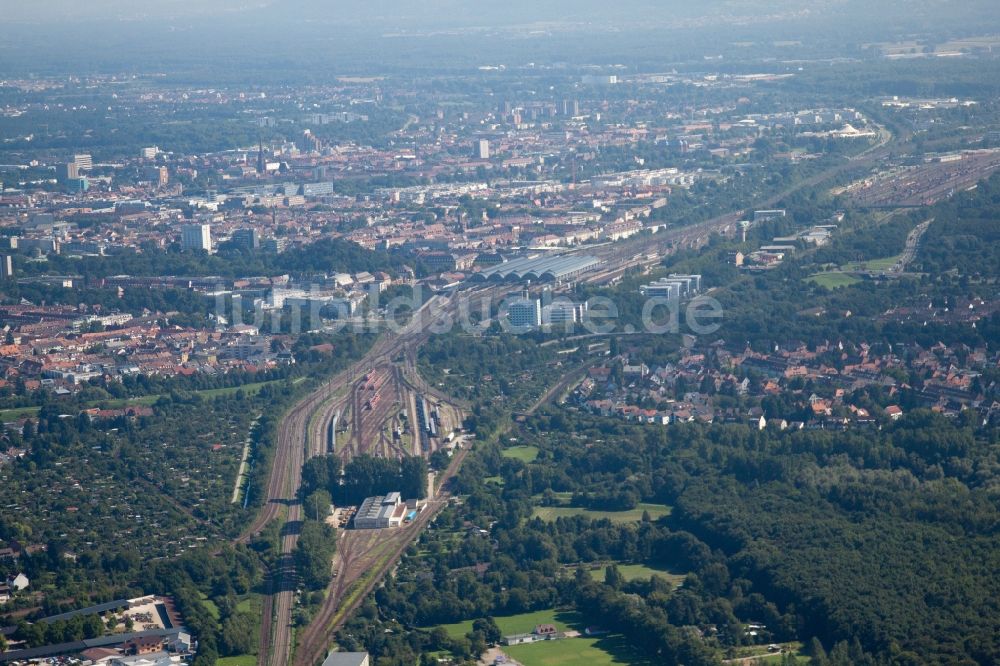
469,254 -> 602,283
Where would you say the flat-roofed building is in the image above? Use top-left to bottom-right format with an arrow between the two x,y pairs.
354,494 -> 406,529
322,652 -> 370,666
181,224 -> 212,252
506,297 -> 542,329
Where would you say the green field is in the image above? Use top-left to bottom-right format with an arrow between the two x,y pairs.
235,593 -> 262,615
198,592 -> 221,621
806,272 -> 861,289
532,503 -> 671,523
434,609 -> 583,640
432,609 -> 658,665
502,445 -> 540,462
216,657 -> 257,666
0,405 -> 43,422
505,634 -> 656,666
579,563 -> 686,585
843,254 -> 900,271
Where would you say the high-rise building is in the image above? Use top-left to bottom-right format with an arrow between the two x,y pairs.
56,162 -> 79,182
543,300 -> 586,327
73,154 -> 93,170
141,146 -> 159,159
143,166 -> 169,187
65,177 -> 89,193
474,139 -> 490,160
0,255 -> 13,280
256,141 -> 267,174
181,224 -> 212,252
232,228 -> 260,251
506,297 -> 541,330
262,238 -> 287,254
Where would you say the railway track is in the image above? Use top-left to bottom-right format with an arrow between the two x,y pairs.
248,294 -> 471,666
292,441 -> 472,666
252,129 -> 930,666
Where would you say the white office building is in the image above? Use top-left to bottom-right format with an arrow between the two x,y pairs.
506,297 -> 542,329
542,299 -> 587,327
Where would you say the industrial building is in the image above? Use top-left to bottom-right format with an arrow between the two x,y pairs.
321,652 -> 370,666
470,254 -> 602,284
353,493 -> 408,529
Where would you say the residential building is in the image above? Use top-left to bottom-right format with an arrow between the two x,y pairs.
56,162 -> 79,181
143,166 -> 169,187
474,139 -> 491,160
232,228 -> 261,251
181,224 -> 212,252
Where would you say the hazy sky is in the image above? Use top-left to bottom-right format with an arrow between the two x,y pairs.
1,0 -> 997,78
3,0 -> 997,30
0,0 -> 662,22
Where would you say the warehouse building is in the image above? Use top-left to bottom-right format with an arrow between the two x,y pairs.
353,493 -> 407,529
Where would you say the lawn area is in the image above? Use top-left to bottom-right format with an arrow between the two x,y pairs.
0,405 -> 42,422
505,634 -> 656,666
198,592 -> 221,621
579,563 -> 686,586
434,609 -> 583,640
185,380 -> 276,399
235,594 -> 262,615
532,503 -> 671,523
502,445 -> 540,462
843,254 -> 900,271
806,272 -> 861,289
216,657 -> 257,666
617,563 -> 685,584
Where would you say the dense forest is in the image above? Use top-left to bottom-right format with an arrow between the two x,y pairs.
343,173 -> 1000,665
17,237 -> 408,280
337,404 -> 998,665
